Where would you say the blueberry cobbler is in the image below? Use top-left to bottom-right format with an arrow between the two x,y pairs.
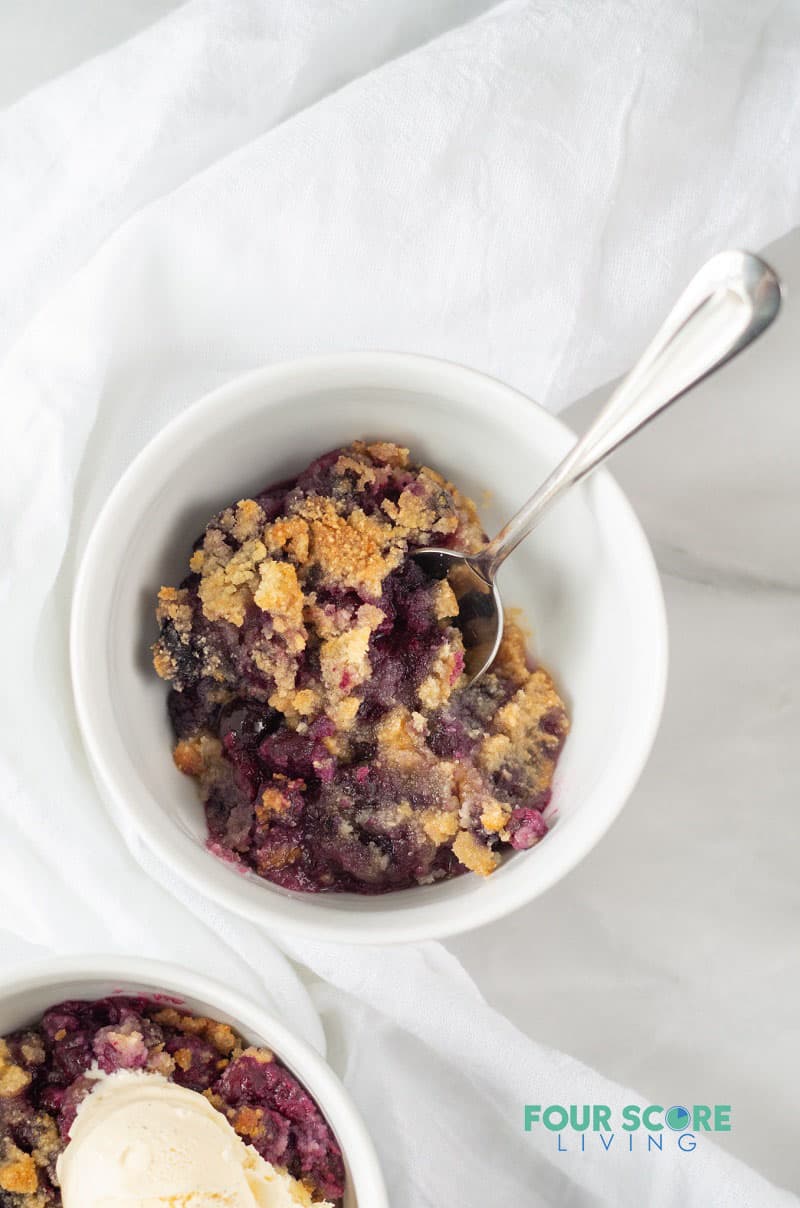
0,997 -> 343,1205
153,441 -> 569,892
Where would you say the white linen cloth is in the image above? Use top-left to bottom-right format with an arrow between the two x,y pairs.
1,1 -> 798,1203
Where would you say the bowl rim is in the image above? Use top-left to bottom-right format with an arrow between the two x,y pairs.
0,954 -> 388,1207
70,350 -> 668,944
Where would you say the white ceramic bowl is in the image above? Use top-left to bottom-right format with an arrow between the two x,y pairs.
71,353 -> 667,944
0,956 -> 387,1208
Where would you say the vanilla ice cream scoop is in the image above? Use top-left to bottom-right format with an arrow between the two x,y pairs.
56,1070 -> 331,1207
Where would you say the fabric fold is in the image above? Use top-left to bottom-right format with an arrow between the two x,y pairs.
1,1 -> 798,1203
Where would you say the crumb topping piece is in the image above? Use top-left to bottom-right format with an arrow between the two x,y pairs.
0,1143 -> 38,1195
0,1040 -> 32,1099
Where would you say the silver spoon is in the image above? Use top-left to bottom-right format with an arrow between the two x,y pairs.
413,249 -> 782,685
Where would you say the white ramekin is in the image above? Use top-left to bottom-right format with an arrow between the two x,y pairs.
71,352 -> 667,944
0,956 -> 387,1207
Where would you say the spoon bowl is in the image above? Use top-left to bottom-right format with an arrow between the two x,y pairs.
411,546 -> 504,679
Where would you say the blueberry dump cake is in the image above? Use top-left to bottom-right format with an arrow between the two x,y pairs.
153,441 -> 569,892
0,997 -> 342,1205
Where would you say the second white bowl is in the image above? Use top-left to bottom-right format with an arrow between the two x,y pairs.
0,956 -> 387,1207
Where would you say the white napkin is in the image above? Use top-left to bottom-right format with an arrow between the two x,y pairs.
1,1 -> 797,1204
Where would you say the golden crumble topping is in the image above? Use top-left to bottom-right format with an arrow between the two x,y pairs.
172,733 -> 224,784
357,440 -> 409,467
432,579 -> 459,620
298,496 -> 403,598
479,668 -> 569,799
257,786 -> 293,821
253,560 -> 306,649
0,1042 -> 31,1099
421,808 -> 460,844
152,441 -> 569,892
452,830 -> 501,877
417,638 -> 464,710
0,1142 -> 38,1195
479,798 -> 512,835
267,516 -> 310,563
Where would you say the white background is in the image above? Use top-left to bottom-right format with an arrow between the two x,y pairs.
1,0 -> 797,1192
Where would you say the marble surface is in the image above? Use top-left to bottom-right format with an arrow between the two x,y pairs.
2,3 -> 797,1193
453,229 -> 800,1190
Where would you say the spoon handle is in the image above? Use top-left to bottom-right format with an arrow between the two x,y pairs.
477,250 -> 782,580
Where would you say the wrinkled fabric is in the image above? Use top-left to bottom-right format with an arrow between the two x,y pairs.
1,1 -> 798,1204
